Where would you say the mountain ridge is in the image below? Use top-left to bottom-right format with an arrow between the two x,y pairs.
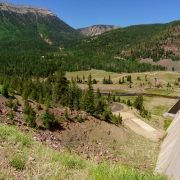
77,24 -> 120,36
0,2 -> 83,54
0,2 -> 56,17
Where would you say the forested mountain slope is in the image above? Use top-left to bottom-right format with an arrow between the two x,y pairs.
0,2 -> 83,54
64,21 -> 180,63
1,2 -> 180,77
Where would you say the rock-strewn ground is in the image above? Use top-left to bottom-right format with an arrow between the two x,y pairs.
0,94 -> 165,174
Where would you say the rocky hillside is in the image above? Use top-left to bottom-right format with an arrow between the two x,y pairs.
0,2 -> 55,16
0,2 -> 83,54
77,25 -> 120,36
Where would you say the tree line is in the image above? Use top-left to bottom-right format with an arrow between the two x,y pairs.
0,72 -> 123,128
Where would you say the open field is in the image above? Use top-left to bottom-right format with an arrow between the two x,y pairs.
140,58 -> 180,71
66,69 -> 180,95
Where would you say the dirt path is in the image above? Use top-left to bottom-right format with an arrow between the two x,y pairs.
112,103 -> 166,142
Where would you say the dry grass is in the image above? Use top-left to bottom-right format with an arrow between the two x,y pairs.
0,123 -> 168,180
66,70 -> 180,95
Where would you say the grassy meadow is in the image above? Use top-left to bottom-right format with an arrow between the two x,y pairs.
66,70 -> 180,95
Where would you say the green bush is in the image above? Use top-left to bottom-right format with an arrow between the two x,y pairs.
164,119 -> 172,130
110,113 -> 122,125
9,154 -> 27,170
41,108 -> 58,129
102,110 -> 111,122
5,98 -> 13,108
12,100 -> 18,111
1,84 -> 9,98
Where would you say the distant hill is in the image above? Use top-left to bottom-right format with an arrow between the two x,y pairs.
77,25 -> 120,36
0,2 -> 83,54
66,21 -> 180,63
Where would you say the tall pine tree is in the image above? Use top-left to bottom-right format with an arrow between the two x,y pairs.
84,74 -> 95,114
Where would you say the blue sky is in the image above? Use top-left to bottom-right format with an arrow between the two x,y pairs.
5,0 -> 180,29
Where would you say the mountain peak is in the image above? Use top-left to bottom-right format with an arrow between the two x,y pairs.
77,25 -> 120,36
0,2 -> 56,17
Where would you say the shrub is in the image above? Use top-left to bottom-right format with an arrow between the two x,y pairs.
127,99 -> 132,106
9,154 -> 27,170
36,103 -> 41,110
5,98 -> 13,108
164,119 -> 172,130
9,109 -> 14,119
22,100 -> 37,128
41,108 -> 58,129
111,113 -> 122,125
12,99 -> 19,111
133,95 -> 143,110
1,84 -> 9,98
77,114 -> 87,122
23,108 -> 37,128
102,110 -> 111,122
116,96 -> 121,102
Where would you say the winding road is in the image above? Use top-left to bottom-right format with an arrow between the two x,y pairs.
112,102 -> 124,112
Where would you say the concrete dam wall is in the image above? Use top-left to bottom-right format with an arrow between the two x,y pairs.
155,110 -> 180,180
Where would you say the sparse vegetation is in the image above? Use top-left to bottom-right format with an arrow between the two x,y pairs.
0,124 -> 168,179
164,119 -> 173,130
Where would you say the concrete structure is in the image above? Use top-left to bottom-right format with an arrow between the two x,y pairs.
163,99 -> 180,118
168,99 -> 180,114
155,110 -> 180,180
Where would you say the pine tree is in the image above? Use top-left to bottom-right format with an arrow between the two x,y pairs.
23,99 -> 31,115
127,99 -> 132,106
27,107 -> 37,128
52,70 -> 69,104
95,88 -> 101,99
84,74 -> 95,114
133,95 -> 143,110
41,108 -> 58,129
108,75 -> 111,84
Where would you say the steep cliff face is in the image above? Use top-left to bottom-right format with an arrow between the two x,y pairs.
0,2 -> 55,16
77,25 -> 120,36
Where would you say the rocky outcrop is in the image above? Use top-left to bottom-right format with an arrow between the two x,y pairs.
0,2 -> 56,17
77,25 -> 120,36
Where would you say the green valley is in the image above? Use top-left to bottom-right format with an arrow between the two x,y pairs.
1,2 -> 180,180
